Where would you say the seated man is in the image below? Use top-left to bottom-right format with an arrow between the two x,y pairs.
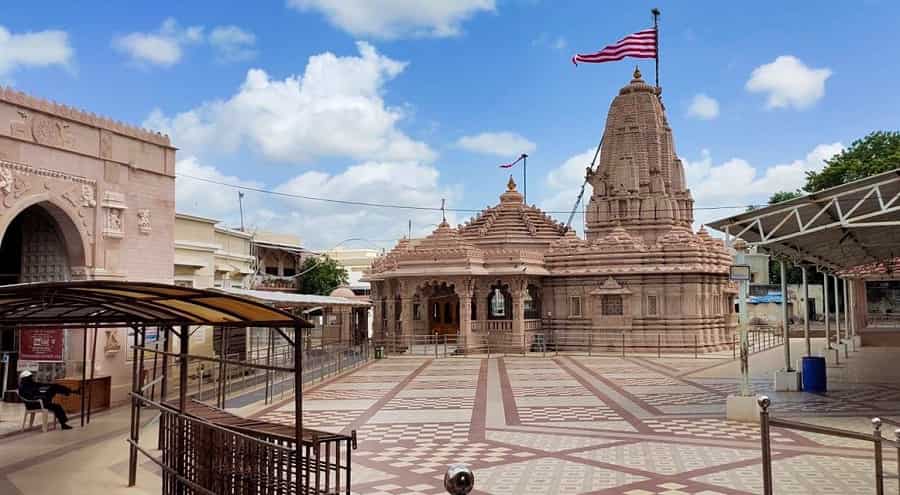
17,370 -> 75,430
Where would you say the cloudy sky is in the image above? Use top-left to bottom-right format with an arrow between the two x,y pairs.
3,1 -> 898,249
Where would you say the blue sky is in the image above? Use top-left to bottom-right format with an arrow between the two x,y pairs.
2,1 -> 899,249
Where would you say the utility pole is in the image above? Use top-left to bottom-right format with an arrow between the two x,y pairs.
238,191 -> 245,232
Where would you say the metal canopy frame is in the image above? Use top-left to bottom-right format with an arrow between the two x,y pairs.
0,280 -> 337,494
706,168 -> 900,270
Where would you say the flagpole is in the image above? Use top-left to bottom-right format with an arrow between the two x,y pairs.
522,154 -> 528,203
652,8 -> 660,94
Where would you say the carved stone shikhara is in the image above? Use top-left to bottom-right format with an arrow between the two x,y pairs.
365,72 -> 737,350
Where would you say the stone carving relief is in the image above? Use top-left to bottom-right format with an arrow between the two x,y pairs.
137,208 -> 151,234
0,163 -> 31,208
31,114 -> 74,148
101,191 -> 127,239
10,110 -> 30,139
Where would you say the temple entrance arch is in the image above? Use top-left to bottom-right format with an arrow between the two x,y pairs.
0,202 -> 86,284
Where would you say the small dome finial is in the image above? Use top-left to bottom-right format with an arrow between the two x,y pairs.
633,66 -> 642,80
507,175 -> 517,191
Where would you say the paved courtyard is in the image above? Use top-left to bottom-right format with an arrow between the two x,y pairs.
256,347 -> 900,495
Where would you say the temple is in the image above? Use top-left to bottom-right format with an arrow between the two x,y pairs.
366,69 -> 737,350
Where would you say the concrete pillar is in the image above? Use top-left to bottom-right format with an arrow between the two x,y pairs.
843,278 -> 850,343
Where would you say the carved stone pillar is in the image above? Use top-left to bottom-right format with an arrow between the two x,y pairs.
458,278 -> 474,346
399,280 -> 415,338
340,307 -> 352,345
511,278 -> 528,339
385,286 -> 396,337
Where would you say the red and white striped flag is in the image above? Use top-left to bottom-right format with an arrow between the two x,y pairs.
572,28 -> 656,65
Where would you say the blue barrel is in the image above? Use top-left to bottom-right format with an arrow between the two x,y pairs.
801,356 -> 827,393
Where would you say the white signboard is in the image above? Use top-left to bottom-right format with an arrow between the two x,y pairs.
730,265 -> 751,281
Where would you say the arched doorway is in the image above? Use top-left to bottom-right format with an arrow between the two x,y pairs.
0,204 -> 72,284
1,203 -> 80,395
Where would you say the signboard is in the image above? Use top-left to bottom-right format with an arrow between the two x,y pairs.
19,328 -> 65,362
730,265 -> 751,281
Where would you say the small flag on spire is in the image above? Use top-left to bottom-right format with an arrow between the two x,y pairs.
499,154 -> 527,169
572,28 -> 656,65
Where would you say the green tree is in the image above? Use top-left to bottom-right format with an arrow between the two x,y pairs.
297,255 -> 349,295
768,190 -> 803,204
804,131 -> 900,192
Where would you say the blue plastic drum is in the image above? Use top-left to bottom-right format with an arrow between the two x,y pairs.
801,356 -> 827,393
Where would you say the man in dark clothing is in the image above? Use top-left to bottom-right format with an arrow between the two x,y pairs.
18,370 -> 75,430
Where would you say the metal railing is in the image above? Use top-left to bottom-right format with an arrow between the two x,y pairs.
142,341 -> 375,409
373,327 -> 782,360
759,396 -> 900,495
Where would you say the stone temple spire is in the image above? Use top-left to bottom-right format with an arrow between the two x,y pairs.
585,69 -> 694,245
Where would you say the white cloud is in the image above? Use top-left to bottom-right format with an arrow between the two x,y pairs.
273,161 -> 460,249
114,18 -> 203,67
287,0 -> 496,39
457,131 -> 536,157
175,156 -> 264,222
540,147 -> 595,217
746,55 -> 832,110
686,93 -> 720,120
114,19 -> 256,67
685,142 -> 843,227
0,26 -> 74,77
145,42 -> 434,164
177,158 -> 459,250
209,26 -> 257,62
532,33 -> 567,50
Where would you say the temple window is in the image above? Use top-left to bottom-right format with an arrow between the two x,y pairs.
602,295 -> 623,316
490,288 -> 506,317
569,296 -> 582,317
265,266 -> 279,275
413,303 -> 421,320
524,285 -> 541,319
646,295 -> 658,316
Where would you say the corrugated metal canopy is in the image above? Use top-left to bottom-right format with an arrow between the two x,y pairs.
706,168 -> 900,271
0,281 -> 310,328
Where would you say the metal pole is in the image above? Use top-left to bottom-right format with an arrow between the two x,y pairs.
873,418 -> 884,495
652,8 -> 660,93
843,278 -> 850,345
736,242 -> 751,396
802,266 -> 811,356
293,325 -> 303,489
80,326 -> 88,428
833,275 -> 842,347
758,396 -> 773,495
823,270 -> 831,352
522,154 -> 528,204
849,279 -> 857,342
780,259 -> 792,371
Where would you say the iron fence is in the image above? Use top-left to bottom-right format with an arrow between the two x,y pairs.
373,326 -> 783,360
758,396 -> 900,495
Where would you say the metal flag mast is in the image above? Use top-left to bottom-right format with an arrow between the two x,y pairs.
652,8 -> 661,95
565,8 -> 661,232
522,153 -> 528,204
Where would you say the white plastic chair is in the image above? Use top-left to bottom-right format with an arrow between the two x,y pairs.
15,391 -> 57,432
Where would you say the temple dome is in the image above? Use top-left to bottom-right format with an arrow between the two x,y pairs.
585,69 -> 694,245
329,286 -> 356,298
459,175 -> 568,249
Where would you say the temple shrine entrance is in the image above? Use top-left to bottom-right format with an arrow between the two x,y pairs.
428,294 -> 459,335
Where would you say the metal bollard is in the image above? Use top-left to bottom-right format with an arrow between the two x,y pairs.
758,396 -> 773,495
873,418 -> 884,495
444,464 -> 474,494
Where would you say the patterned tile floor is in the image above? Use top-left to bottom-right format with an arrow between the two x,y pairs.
248,347 -> 900,495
